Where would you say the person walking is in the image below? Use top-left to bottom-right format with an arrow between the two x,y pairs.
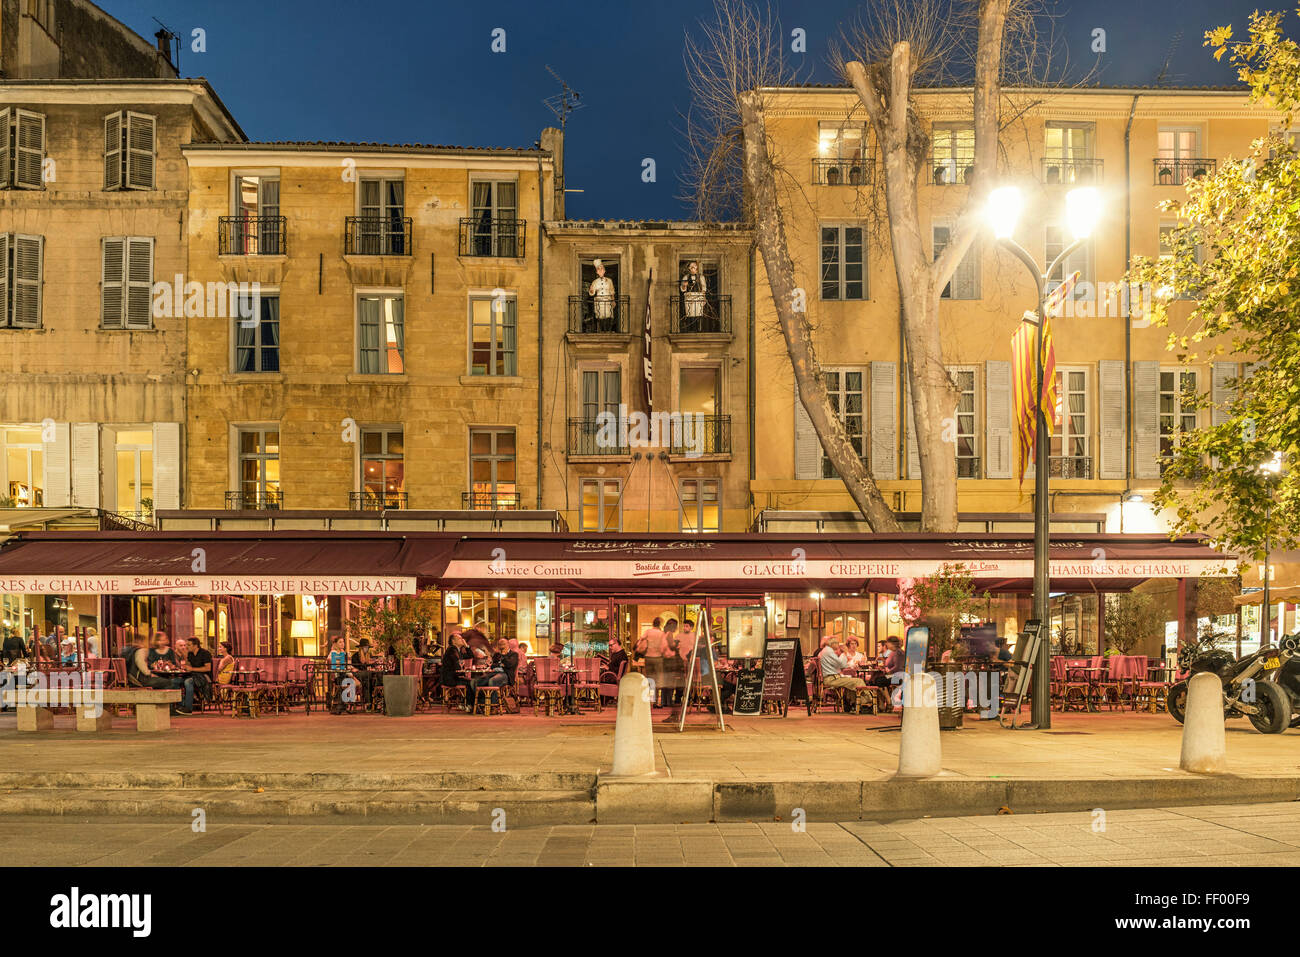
641,617 -> 667,708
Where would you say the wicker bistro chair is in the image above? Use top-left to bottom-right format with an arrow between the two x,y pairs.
572,657 -> 603,712
599,659 -> 627,704
1048,656 -> 1068,708
1060,657 -> 1097,712
1095,655 -> 1129,711
1134,657 -> 1172,713
531,657 -> 567,716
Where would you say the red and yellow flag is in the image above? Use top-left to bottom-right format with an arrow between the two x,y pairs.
1010,271 -> 1074,485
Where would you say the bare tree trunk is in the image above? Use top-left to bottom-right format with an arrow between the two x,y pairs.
739,92 -> 900,532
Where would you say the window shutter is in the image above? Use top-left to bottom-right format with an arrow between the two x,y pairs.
42,422 -> 70,507
869,361 -> 897,479
1211,361 -> 1237,426
1097,359 -> 1127,479
101,237 -> 125,327
954,241 -> 979,299
793,388 -> 820,480
125,112 -> 155,189
0,233 -> 8,326
14,110 -> 45,188
1132,360 -> 1161,479
153,422 -> 181,510
903,371 -> 920,479
11,234 -> 41,328
984,359 -> 1012,478
125,237 -> 153,329
104,112 -> 122,190
0,109 -> 10,188
70,423 -> 100,508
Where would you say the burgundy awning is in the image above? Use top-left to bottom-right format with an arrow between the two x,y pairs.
0,531 -> 458,595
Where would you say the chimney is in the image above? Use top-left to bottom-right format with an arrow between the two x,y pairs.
154,29 -> 174,67
540,127 -> 565,221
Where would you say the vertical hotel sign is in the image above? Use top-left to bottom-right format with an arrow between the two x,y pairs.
642,269 -> 654,410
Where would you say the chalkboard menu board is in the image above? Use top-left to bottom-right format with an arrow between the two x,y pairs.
760,639 -> 807,712
732,668 -> 764,716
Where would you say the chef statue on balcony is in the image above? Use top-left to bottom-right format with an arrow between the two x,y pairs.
588,259 -> 616,332
680,259 -> 707,330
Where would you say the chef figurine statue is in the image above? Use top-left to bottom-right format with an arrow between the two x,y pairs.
588,259 -> 616,332
679,260 -> 708,332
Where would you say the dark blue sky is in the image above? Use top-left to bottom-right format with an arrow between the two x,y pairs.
107,0 -> 1264,219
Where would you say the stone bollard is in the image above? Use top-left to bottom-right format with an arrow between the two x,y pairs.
610,672 -> 657,777
897,670 -> 942,778
1179,671 -> 1227,773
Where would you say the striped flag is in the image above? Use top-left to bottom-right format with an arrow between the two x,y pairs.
1011,315 -> 1037,486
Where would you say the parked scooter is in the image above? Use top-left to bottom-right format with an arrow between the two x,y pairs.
1167,632 -> 1300,734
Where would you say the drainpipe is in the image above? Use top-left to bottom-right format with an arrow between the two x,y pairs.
748,242 -> 756,494
1124,94 -> 1140,489
536,154 -> 545,512
897,300 -> 906,509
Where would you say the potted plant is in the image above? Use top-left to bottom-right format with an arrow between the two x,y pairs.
907,564 -> 987,730
345,589 -> 440,716
1103,591 -> 1164,656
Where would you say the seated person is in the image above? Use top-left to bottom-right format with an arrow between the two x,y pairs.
470,638 -> 518,703
184,636 -> 214,703
215,641 -> 237,686
135,631 -> 196,716
351,638 -> 379,702
59,630 -> 79,666
993,637 -> 1014,665
325,637 -> 354,713
872,636 -> 905,687
844,637 -> 867,669
440,634 -> 473,708
605,638 -> 629,678
820,639 -> 872,713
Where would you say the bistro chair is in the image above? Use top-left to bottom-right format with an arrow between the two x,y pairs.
599,659 -> 627,704
472,684 -> 505,716
573,657 -> 602,712
1095,655 -> 1128,711
1134,657 -> 1172,713
531,657 -> 566,717
1048,656 -> 1068,708
1060,657 -> 1094,712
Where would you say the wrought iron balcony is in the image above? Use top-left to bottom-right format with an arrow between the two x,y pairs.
344,216 -> 412,255
219,215 -> 287,255
1048,455 -> 1093,479
1154,158 -> 1216,186
1040,157 -> 1102,185
567,417 -> 630,458
225,489 -> 282,510
462,490 -> 520,510
812,157 -> 871,186
930,156 -> 975,185
669,415 -> 732,456
458,217 -> 526,258
668,293 -> 731,335
349,490 -> 408,510
956,456 -> 982,479
568,294 -> 631,334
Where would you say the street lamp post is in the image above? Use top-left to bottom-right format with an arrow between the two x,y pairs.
1258,452 -> 1283,646
987,186 -> 1102,730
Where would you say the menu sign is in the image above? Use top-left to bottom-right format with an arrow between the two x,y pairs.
732,668 -> 764,716
760,639 -> 808,712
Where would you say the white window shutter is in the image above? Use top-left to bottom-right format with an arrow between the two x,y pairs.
0,109 -> 10,188
1097,359 -> 1127,479
104,112 -> 122,190
1211,362 -> 1237,425
870,360 -> 897,479
11,234 -> 42,328
14,110 -> 45,189
793,389 -> 820,480
153,422 -> 181,510
42,422 -> 70,507
101,237 -> 125,327
904,375 -> 920,479
1132,361 -> 1161,479
70,423 -> 100,508
125,237 -> 154,329
984,359 -> 1012,478
0,233 -> 9,326
126,112 -> 156,189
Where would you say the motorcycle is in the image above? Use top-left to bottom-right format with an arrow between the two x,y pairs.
1167,632 -> 1300,734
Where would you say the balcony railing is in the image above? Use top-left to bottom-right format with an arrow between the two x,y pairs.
668,293 -> 732,335
225,489 -> 282,510
669,415 -> 732,456
930,155 -> 975,185
458,217 -> 526,258
1040,157 -> 1102,185
219,215 -> 287,255
1048,455 -> 1093,479
956,456 -> 982,479
568,417 -> 630,457
344,216 -> 412,255
462,490 -> 520,510
1154,158 -> 1216,186
349,490 -> 408,510
812,157 -> 871,186
568,294 -> 631,335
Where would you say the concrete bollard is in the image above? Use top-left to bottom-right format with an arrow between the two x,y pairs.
610,672 -> 657,777
1179,671 -> 1227,774
896,670 -> 941,778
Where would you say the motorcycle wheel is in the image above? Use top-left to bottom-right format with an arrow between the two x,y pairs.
1248,680 -> 1290,734
1167,681 -> 1188,724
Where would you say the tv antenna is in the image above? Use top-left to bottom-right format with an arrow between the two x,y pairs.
152,17 -> 180,74
1153,30 -> 1183,87
543,65 -> 584,133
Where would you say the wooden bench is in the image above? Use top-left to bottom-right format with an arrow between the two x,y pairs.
3,688 -> 183,732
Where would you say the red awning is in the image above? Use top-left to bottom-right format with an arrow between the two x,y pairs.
0,531 -> 458,595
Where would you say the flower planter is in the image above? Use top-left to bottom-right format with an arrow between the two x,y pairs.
382,674 -> 418,717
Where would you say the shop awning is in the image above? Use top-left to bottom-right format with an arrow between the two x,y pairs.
0,531 -> 459,595
438,532 -> 1236,594
1234,585 -> 1300,606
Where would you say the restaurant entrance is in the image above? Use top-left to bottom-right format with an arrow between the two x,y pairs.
551,595 -> 763,658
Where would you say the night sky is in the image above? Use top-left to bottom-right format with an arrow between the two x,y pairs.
106,0 -> 1266,219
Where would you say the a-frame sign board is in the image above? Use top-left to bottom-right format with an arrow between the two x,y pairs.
999,618 -> 1045,729
758,638 -> 808,717
677,614 -> 726,732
